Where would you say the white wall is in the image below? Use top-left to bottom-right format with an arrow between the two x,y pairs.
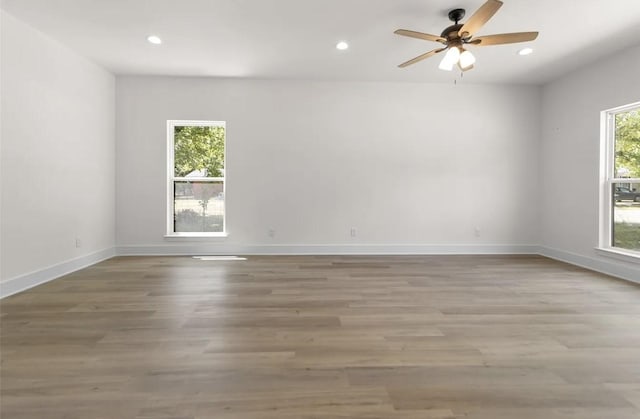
116,77 -> 541,254
0,11 -> 116,290
539,44 -> 640,279
1,9 -> 636,291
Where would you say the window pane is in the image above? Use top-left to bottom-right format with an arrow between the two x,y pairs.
174,125 -> 225,177
614,109 -> 640,178
612,182 -> 640,251
174,181 -> 224,233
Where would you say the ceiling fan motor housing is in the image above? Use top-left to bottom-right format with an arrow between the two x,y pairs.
441,23 -> 464,42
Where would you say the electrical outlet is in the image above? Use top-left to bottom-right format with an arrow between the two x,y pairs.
75,237 -> 82,248
268,229 -> 275,238
474,227 -> 481,237
350,228 -> 357,238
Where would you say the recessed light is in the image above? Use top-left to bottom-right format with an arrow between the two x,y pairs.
518,47 -> 533,56
147,35 -> 162,45
336,41 -> 349,51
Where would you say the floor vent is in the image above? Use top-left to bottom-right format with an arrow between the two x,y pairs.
192,256 -> 247,261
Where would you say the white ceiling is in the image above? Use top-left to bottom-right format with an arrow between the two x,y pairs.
3,0 -> 640,85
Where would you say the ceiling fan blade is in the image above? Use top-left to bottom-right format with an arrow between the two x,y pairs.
394,29 -> 446,44
471,32 -> 539,46
458,0 -> 503,38
398,48 -> 446,68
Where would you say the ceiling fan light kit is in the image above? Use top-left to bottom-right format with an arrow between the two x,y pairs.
438,46 -> 460,71
394,0 -> 538,72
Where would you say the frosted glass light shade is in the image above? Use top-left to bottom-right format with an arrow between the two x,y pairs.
439,56 -> 454,71
459,50 -> 476,69
438,47 -> 460,71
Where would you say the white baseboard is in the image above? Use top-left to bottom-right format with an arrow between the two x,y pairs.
116,243 -> 539,256
538,246 -> 640,284
0,248 -> 116,298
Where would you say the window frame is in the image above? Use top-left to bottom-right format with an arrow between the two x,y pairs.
599,101 -> 640,259
166,120 -> 227,238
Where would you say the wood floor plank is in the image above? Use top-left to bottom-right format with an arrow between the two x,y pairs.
1,255 -> 639,418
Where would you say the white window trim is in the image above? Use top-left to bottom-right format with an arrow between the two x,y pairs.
166,120 -> 228,238
598,101 -> 640,261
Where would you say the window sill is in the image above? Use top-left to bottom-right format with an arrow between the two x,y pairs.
164,233 -> 228,239
595,247 -> 640,264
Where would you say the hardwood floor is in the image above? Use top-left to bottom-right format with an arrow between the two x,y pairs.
1,255 -> 640,418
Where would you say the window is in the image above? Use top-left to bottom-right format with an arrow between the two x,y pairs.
600,102 -> 640,256
167,120 -> 226,236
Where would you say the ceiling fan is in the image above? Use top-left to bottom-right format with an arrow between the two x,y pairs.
394,0 -> 538,71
